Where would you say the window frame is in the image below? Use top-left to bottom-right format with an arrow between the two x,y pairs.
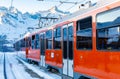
53,27 -> 62,49
46,30 -> 53,49
35,34 -> 40,49
76,16 -> 93,50
31,35 -> 35,49
96,7 -> 120,51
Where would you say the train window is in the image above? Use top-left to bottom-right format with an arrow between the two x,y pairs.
68,26 -> 73,60
16,41 -> 20,51
31,35 -> 35,49
77,17 -> 92,31
17,42 -> 19,50
63,28 -> 67,59
76,17 -> 92,50
27,37 -> 31,47
40,34 -> 45,55
54,27 -> 61,49
46,30 -> 52,49
97,7 -> 120,50
21,39 -> 25,47
25,38 -> 29,47
28,37 -> 31,47
35,34 -> 40,49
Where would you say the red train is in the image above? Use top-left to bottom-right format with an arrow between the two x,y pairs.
14,0 -> 120,79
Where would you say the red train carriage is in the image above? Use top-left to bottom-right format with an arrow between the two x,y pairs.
14,0 -> 120,79
74,0 -> 120,79
45,26 -> 63,73
45,0 -> 120,78
26,33 -> 40,63
26,29 -> 47,68
45,22 -> 74,78
25,37 -> 30,58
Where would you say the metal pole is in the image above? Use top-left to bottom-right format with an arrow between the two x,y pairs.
11,0 -> 13,7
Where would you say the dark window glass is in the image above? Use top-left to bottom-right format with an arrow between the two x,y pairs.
97,7 -> 120,50
68,26 -> 73,60
46,30 -> 52,49
77,17 -> 92,31
40,34 -> 45,55
26,38 -> 30,47
29,37 -> 31,47
26,37 -> 31,47
31,35 -> 35,49
21,39 -> 25,47
54,27 -> 61,49
17,42 -> 20,50
15,42 -> 20,51
26,39 -> 28,47
76,17 -> 92,49
57,27 -> 61,37
35,34 -> 40,49
63,28 -> 67,59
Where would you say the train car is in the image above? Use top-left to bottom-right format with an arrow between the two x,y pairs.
45,21 -> 75,78
73,0 -> 120,79
14,38 -> 27,60
44,0 -> 120,78
26,33 -> 40,63
14,0 -> 120,79
26,29 -> 48,68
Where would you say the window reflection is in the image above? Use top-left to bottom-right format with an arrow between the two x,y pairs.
46,30 -> 52,49
40,34 -> 45,55
54,27 -> 61,49
68,26 -> 73,60
63,28 -> 67,59
97,7 -> 120,50
31,35 -> 35,49
76,17 -> 92,50
21,39 -> 25,47
35,34 -> 40,49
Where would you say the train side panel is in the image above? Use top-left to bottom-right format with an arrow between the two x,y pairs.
27,48 -> 40,62
74,1 -> 120,79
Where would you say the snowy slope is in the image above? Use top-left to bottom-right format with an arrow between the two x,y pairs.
0,6 -> 66,46
0,7 -> 41,41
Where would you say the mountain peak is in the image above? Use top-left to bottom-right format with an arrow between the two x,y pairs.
0,6 -> 64,43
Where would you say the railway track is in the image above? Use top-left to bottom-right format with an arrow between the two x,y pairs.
3,53 -> 7,79
0,53 -> 4,79
4,53 -> 44,79
3,53 -> 16,79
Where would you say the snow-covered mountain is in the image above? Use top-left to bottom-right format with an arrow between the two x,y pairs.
0,6 -> 66,46
0,6 -> 40,41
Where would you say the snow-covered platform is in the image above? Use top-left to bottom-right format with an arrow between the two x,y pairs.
0,52 -> 62,79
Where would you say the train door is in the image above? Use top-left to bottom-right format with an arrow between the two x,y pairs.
40,33 -> 45,67
62,23 -> 73,77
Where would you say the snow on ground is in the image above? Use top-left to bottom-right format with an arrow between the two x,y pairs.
0,52 -> 62,79
17,53 -> 62,79
5,53 -> 40,79
0,52 -> 4,79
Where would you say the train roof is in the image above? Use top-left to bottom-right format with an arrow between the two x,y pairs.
30,0 -> 119,35
15,0 -> 120,43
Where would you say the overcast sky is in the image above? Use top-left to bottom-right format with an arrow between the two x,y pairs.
0,0 -> 98,13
